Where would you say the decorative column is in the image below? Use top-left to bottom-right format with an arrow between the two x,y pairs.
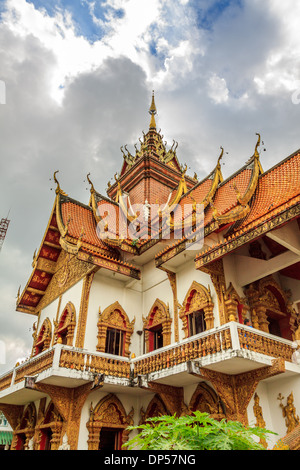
49,420 -> 64,450
194,358 -> 285,426
255,305 -> 269,333
32,382 -> 92,450
199,260 -> 227,325
203,302 -> 215,330
75,271 -> 96,349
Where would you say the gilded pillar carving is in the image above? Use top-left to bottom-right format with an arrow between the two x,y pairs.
194,358 -> 285,425
32,382 -> 92,450
0,404 -> 24,431
75,271 -> 96,348
165,270 -> 179,342
199,260 -> 226,325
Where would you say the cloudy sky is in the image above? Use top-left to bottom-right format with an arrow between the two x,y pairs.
0,0 -> 300,373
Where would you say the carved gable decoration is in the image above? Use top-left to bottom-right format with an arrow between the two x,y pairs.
99,301 -> 134,331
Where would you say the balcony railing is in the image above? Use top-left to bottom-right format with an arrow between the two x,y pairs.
0,323 -> 296,394
132,323 -> 295,376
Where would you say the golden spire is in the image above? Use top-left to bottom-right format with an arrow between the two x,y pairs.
149,90 -> 157,130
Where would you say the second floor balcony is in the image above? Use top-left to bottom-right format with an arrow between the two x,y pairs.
0,322 -> 299,403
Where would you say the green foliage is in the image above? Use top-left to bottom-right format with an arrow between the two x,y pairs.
123,412 -> 276,451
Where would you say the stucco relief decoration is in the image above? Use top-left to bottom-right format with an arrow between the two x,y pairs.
96,301 -> 135,357
143,299 -> 172,351
253,393 -> 267,448
53,302 -> 76,346
87,394 -> 134,450
278,392 -> 300,434
179,281 -> 214,338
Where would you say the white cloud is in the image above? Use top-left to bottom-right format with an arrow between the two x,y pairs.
208,74 -> 229,104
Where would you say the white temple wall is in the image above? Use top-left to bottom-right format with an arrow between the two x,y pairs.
247,374 -> 300,448
38,279 -> 83,339
222,255 -> 245,299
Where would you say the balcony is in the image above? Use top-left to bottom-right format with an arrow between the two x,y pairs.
132,323 -> 298,387
0,323 -> 298,403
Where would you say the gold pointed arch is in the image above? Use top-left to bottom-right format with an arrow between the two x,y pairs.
87,394 -> 134,450
179,281 -> 214,337
142,298 -> 172,351
96,301 -> 135,357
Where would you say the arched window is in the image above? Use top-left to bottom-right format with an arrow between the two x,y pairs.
139,394 -> 169,425
188,383 -> 226,421
188,309 -> 206,336
143,299 -> 172,353
54,302 -> 76,346
33,318 -> 52,356
97,302 -> 135,358
245,276 -> 297,340
179,281 -> 214,338
36,401 -> 63,450
87,394 -> 134,450
12,403 -> 36,450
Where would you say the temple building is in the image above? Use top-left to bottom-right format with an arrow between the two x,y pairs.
0,94 -> 300,450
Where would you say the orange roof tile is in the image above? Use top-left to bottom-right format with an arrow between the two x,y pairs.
61,201 -> 108,249
240,152 -> 300,229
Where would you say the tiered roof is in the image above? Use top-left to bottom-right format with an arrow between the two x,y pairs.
16,94 -> 300,314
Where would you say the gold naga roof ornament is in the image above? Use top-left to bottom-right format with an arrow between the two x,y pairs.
201,146 -> 224,209
212,134 -> 263,225
87,173 -> 101,224
52,171 -> 82,254
53,170 -> 68,196
233,132 -> 263,207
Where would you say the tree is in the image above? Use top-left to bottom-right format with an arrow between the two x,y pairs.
123,411 -> 275,451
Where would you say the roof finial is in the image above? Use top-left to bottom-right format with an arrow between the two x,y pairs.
254,132 -> 261,159
149,90 -> 157,130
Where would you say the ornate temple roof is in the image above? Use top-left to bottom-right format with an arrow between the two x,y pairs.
16,94 -> 300,314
